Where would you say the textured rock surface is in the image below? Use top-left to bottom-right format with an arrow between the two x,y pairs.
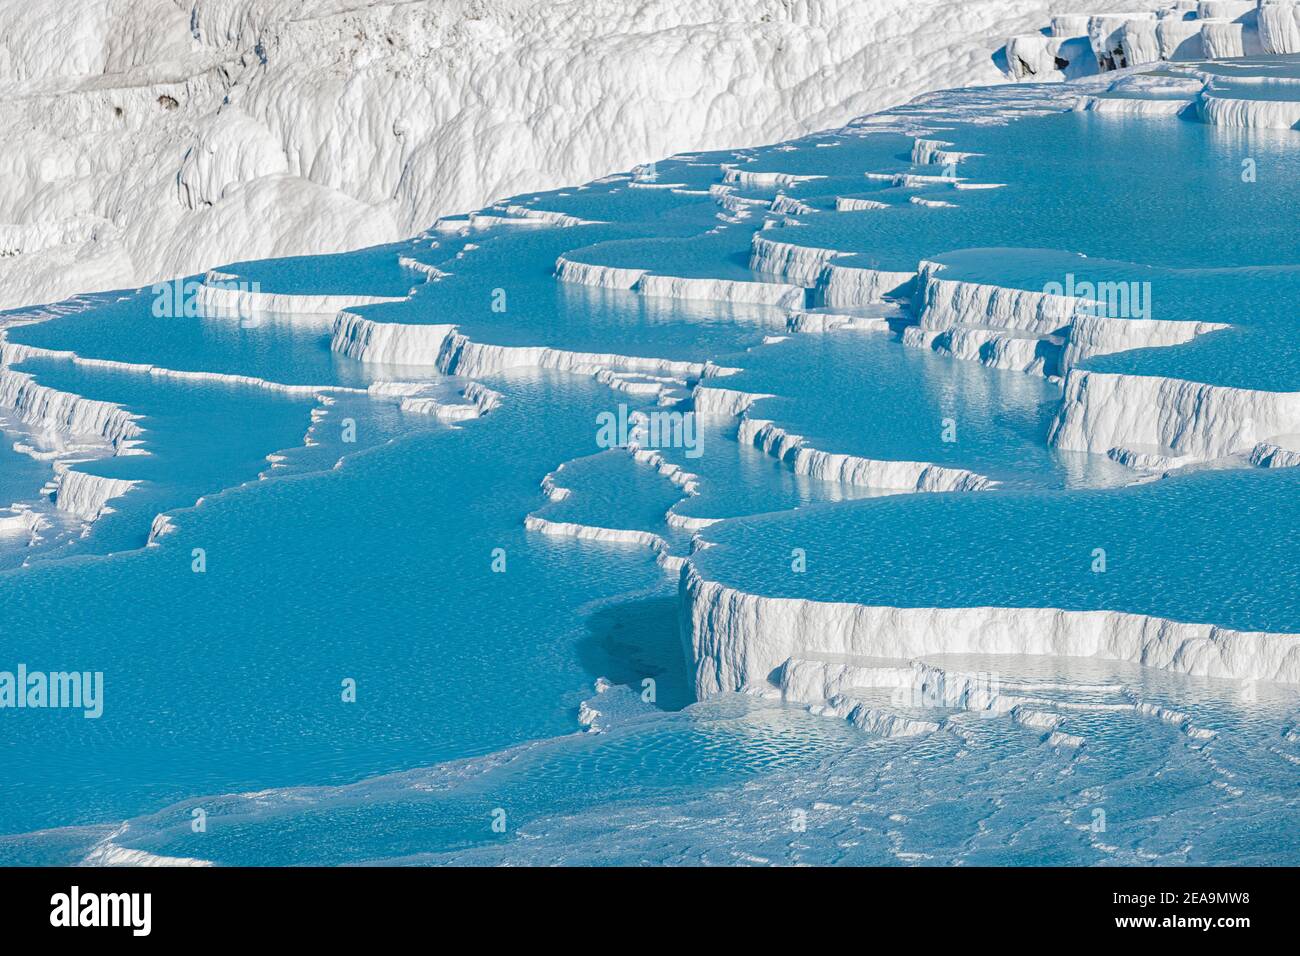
0,0 -> 1147,310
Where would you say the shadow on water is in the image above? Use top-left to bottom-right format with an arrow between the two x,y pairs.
576,594 -> 693,711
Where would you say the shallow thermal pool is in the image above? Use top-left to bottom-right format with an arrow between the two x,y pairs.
0,60 -> 1297,866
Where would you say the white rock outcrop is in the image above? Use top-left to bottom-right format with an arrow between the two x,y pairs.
1049,369 -> 1300,461
738,417 -> 994,492
0,0 -> 1141,311
681,565 -> 1300,700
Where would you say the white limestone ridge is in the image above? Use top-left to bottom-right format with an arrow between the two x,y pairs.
1073,53 -> 1300,129
436,331 -> 726,384
553,257 -> 646,291
556,253 -> 807,310
146,512 -> 178,546
80,824 -> 212,867
692,385 -> 774,419
834,197 -> 891,212
197,270 -> 410,318
330,312 -> 457,366
771,194 -> 818,217
821,262 -> 919,306
902,325 -> 1056,376
671,101 -> 1288,484
786,308 -> 896,334
737,416 -> 995,493
1049,369 -> 1300,462
0,0 -> 1148,311
749,233 -> 846,286
0,364 -> 144,454
1004,3 -> 1300,83
765,655 -> 1217,741
908,256 -> 1300,470
907,259 -> 1229,376
746,236 -> 920,306
0,506 -> 45,544
680,565 -> 1300,702
636,274 -> 805,310
52,463 -> 139,522
524,515 -> 686,574
911,138 -> 979,165
0,330 -> 144,527
332,309 -> 736,407
4,337 -> 363,399
1004,32 -> 1096,81
1249,438 -> 1300,469
432,205 -> 600,232
0,322 -> 509,539
373,380 -> 504,423
914,260 -> 1086,337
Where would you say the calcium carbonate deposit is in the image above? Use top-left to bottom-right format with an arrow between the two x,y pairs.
0,0 -> 1297,868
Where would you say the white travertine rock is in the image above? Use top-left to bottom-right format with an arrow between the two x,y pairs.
1258,0 -> 1300,52
738,417 -> 994,492
0,0 -> 1141,310
1050,369 -> 1300,461
681,565 -> 1300,700
820,262 -> 917,306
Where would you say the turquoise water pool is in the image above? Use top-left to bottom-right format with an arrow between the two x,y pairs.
1,63 -> 1297,866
